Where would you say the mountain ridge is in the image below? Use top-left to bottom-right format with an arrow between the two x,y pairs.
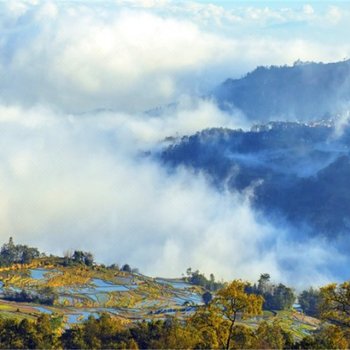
160,120 -> 350,241
213,59 -> 350,122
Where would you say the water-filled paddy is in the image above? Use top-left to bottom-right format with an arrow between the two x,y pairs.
34,306 -> 53,314
66,311 -> 97,324
30,269 -> 48,280
66,308 -> 120,324
0,266 -> 204,324
92,278 -> 134,292
155,278 -> 191,289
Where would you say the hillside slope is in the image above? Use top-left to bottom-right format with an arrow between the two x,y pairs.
213,60 -> 350,121
161,121 -> 350,237
0,261 -> 205,326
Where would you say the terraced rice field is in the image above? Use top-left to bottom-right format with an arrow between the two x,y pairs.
0,264 -> 322,338
0,265 -> 205,326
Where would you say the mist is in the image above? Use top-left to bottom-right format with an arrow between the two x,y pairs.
0,102 -> 343,288
0,0 -> 348,288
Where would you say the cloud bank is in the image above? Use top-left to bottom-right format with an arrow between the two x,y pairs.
0,103 -> 342,288
1,1 -> 350,113
0,0 -> 347,287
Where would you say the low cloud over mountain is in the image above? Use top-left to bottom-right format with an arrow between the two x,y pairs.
1,0 -> 350,288
161,121 -> 350,283
213,60 -> 350,122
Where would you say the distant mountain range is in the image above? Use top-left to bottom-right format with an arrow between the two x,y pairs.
213,60 -> 350,122
160,121 -> 350,238
159,59 -> 350,237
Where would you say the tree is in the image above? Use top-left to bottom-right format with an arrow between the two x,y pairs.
189,305 -> 228,349
229,325 -> 255,349
21,247 -> 40,264
299,287 -> 321,317
320,281 -> 350,329
253,320 -> 293,349
184,268 -> 223,291
213,280 -> 263,349
72,250 -> 85,264
61,328 -> 86,349
247,274 -> 296,311
34,314 -> 58,349
84,252 -> 94,266
122,264 -> 132,272
202,291 -> 213,305
267,283 -> 295,310
190,270 -> 208,287
0,238 -> 40,267
209,273 -> 216,291
152,317 -> 200,349
17,319 -> 37,349
1,237 -> 18,265
131,320 -> 166,349
315,325 -> 349,349
297,325 -> 349,349
72,250 -> 94,266
257,273 -> 271,294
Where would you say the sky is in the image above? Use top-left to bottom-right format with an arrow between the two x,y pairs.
1,0 -> 350,113
0,0 -> 348,287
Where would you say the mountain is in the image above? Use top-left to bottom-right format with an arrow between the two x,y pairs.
160,121 -> 350,237
213,60 -> 350,121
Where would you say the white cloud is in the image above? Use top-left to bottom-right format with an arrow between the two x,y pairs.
0,1 -> 349,114
303,4 -> 315,16
327,6 -> 342,24
0,103 -> 343,287
0,2 -> 234,112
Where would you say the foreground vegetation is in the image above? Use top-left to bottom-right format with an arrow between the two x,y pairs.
0,280 -> 349,349
0,238 -> 349,349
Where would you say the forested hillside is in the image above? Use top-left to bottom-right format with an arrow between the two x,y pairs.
0,239 -> 349,349
213,60 -> 350,121
161,121 -> 350,238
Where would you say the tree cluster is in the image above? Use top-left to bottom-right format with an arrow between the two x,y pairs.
319,281 -> 350,329
3,286 -> 57,306
247,274 -> 296,311
0,237 -> 40,267
0,313 -> 348,350
298,287 -> 321,317
185,267 -> 223,291
0,278 -> 349,349
63,250 -> 94,267
0,315 -> 60,349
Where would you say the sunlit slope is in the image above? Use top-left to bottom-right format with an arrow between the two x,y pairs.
0,260 -> 203,326
0,260 -> 321,341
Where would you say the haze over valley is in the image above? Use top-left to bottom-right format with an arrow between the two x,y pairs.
1,0 -> 350,289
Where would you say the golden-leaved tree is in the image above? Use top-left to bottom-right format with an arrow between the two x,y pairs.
318,281 -> 350,349
189,304 -> 228,349
213,279 -> 263,350
320,281 -> 350,329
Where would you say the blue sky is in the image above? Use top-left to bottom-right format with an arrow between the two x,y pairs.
192,0 -> 350,58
